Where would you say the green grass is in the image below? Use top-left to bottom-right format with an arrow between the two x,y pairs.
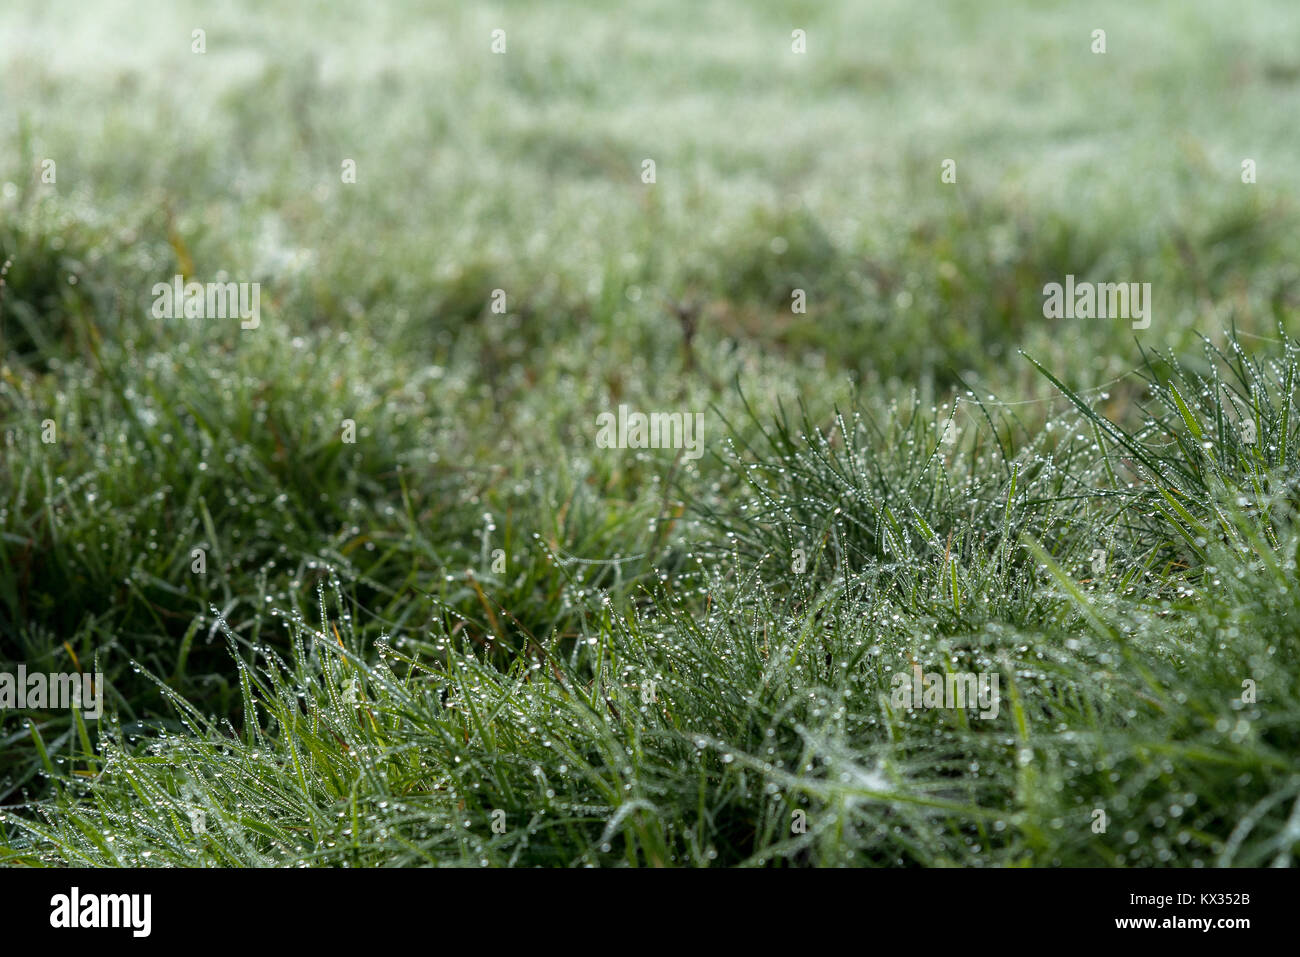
1,0 -> 1299,866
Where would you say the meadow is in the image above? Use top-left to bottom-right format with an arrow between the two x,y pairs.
1,0 -> 1298,866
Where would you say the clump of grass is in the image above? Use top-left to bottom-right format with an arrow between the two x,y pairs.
5,335 -> 1297,867
0,210 -> 120,370
1027,329 -> 1300,580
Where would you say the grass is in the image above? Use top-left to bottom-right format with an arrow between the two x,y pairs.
1,0 -> 1299,866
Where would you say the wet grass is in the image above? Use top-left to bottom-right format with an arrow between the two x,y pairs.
1,0 -> 1299,866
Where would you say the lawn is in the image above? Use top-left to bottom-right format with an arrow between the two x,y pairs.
1,0 -> 1298,866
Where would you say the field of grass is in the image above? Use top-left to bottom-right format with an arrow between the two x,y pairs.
2,0 -> 1299,866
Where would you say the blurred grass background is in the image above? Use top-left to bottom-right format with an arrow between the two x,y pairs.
5,0 -> 1299,384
